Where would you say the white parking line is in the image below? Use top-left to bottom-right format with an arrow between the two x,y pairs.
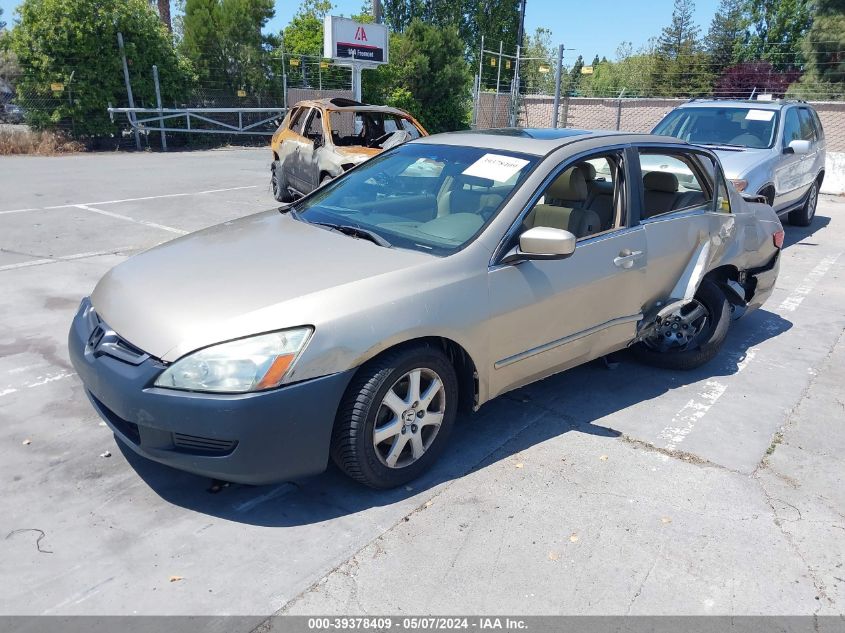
75,204 -> 188,235
0,208 -> 39,216
1,370 -> 74,398
0,247 -> 132,272
778,253 -> 842,312
660,381 -> 729,452
43,185 -> 259,210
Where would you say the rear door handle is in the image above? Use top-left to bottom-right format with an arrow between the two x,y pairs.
613,250 -> 644,269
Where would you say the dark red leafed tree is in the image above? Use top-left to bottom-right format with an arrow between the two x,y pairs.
715,61 -> 800,98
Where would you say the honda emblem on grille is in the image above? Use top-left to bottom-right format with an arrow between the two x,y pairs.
87,325 -> 106,350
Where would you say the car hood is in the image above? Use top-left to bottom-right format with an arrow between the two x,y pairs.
91,210 -> 431,362
711,147 -> 771,180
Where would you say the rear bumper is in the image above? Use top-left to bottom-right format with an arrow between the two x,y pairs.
746,250 -> 780,312
69,299 -> 355,485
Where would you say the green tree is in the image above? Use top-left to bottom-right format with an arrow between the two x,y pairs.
367,20 -> 470,132
282,0 -> 333,56
736,0 -> 812,71
1,6 -> 7,31
583,41 -> 659,97
181,0 -> 276,97
651,0 -> 712,96
521,27 -> 555,95
705,0 -> 745,69
381,0 -> 521,71
789,0 -> 845,99
10,0 -> 192,135
567,54 -> 585,93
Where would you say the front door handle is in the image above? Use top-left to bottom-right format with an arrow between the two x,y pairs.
613,250 -> 644,269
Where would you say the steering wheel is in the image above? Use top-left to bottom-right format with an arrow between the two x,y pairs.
367,132 -> 394,148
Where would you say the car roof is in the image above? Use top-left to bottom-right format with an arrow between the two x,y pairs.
413,128 -> 689,157
292,98 -> 414,116
676,99 -> 801,111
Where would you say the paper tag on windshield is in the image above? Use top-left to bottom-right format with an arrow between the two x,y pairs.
463,153 -> 530,182
746,109 -> 775,121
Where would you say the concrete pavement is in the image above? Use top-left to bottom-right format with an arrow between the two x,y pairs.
0,148 -> 842,618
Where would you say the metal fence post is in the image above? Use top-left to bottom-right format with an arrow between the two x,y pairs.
552,43 -> 564,128
117,32 -> 141,150
473,35 -> 484,128
615,88 -> 626,131
491,41 -> 503,128
152,65 -> 167,151
510,44 -> 521,127
561,82 -> 570,129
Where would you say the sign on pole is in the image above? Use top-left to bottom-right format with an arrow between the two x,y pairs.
324,16 -> 389,101
323,16 -> 389,65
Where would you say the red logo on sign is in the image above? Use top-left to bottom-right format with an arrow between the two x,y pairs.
354,26 -> 368,41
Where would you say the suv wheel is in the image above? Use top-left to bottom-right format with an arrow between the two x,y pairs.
788,181 -> 818,227
331,345 -> 458,489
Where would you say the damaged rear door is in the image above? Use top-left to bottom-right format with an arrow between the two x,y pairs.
633,145 -> 734,328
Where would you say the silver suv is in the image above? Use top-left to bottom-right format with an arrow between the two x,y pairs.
653,99 -> 825,226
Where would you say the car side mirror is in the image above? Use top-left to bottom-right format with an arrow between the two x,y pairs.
784,139 -> 810,155
313,136 -> 323,149
502,226 -> 577,264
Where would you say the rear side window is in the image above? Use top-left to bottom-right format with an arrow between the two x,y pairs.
809,109 -> 824,139
798,108 -> 817,142
638,151 -> 713,220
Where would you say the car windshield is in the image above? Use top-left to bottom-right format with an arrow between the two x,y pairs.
653,106 -> 779,150
294,143 -> 538,255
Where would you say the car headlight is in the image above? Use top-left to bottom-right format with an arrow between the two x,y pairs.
154,328 -> 312,393
729,178 -> 748,192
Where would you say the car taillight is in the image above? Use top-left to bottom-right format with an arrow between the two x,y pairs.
773,229 -> 785,249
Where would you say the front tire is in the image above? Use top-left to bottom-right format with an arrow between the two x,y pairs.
788,180 -> 818,227
634,279 -> 731,370
331,345 -> 458,489
271,160 -> 293,203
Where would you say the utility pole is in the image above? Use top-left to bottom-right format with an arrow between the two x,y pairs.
373,0 -> 382,23
516,0 -> 527,51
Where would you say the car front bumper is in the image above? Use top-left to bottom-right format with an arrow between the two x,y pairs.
68,299 -> 355,485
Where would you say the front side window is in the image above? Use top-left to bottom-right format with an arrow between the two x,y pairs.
288,107 -> 305,133
782,108 -> 802,146
523,152 -> 626,240
638,151 -> 712,220
305,110 -> 324,142
653,107 -> 778,149
294,144 -> 537,255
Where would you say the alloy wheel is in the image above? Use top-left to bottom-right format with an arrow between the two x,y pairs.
644,300 -> 710,353
807,183 -> 818,221
373,368 -> 445,469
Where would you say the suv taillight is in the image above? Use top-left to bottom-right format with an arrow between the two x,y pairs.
773,229 -> 785,249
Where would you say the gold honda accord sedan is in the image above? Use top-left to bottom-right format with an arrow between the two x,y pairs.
70,128 -> 783,488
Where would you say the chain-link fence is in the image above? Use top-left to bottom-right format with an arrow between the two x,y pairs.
0,49 -> 354,151
472,41 -> 845,152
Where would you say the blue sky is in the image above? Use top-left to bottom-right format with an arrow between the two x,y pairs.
0,0 -> 723,61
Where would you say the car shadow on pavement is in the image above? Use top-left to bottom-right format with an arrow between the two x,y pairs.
120,308 -> 792,527
782,215 -> 830,249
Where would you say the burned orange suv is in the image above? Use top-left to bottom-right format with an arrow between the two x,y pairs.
270,98 -> 428,202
